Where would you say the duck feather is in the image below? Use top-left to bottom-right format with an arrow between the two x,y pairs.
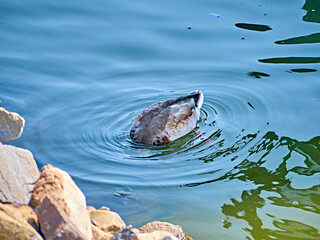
130,90 -> 203,145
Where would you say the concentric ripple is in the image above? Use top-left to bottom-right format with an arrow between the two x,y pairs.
26,83 -> 276,191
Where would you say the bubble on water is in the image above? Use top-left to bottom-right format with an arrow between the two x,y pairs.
292,200 -> 299,206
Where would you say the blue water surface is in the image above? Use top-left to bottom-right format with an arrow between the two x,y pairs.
1,0 -> 320,239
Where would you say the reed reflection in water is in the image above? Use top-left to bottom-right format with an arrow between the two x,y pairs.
186,131 -> 320,239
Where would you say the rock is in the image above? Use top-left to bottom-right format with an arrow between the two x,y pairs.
36,196 -> 87,240
0,202 -> 43,240
30,164 -> 92,240
134,231 -> 179,240
139,221 -> 192,240
87,205 -> 97,213
0,145 -> 39,204
0,203 -> 39,231
110,226 -> 140,240
92,225 -> 113,240
89,207 -> 126,235
0,107 -> 25,142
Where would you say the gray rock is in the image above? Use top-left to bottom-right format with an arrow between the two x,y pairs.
0,145 -> 39,204
110,226 -> 140,240
0,107 -> 25,142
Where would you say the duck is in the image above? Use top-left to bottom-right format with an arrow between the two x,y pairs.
130,90 -> 204,145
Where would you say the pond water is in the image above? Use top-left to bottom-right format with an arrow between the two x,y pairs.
1,0 -> 320,239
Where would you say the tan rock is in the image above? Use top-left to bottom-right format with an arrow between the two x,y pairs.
87,205 -> 97,213
30,164 -> 92,239
36,196 -> 86,240
89,207 -> 126,235
139,221 -> 192,240
0,107 -> 25,142
134,231 -> 178,240
92,225 -> 113,240
0,203 -> 39,231
0,202 -> 43,240
0,145 -> 39,204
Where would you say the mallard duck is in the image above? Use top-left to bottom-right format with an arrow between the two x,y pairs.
130,90 -> 204,145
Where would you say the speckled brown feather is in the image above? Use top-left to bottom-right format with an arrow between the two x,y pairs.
130,91 -> 203,145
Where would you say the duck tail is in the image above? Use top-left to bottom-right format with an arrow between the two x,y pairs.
188,90 -> 204,108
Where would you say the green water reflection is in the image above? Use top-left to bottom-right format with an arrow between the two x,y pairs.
185,131 -> 320,239
275,33 -> 320,45
259,57 -> 320,64
1,0 -> 319,239
248,72 -> 270,79
221,132 -> 320,239
259,0 -> 320,69
303,0 -> 320,23
290,68 -> 317,73
235,23 -> 272,32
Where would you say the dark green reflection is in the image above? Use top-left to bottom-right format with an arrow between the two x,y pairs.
248,71 -> 270,78
235,23 -> 272,32
185,131 -> 320,239
275,33 -> 320,45
259,57 -> 320,64
290,68 -> 317,73
220,133 -> 320,239
302,0 -> 320,23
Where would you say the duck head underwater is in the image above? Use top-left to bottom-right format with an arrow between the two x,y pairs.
130,90 -> 204,145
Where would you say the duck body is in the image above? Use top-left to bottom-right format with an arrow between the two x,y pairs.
130,90 -> 204,145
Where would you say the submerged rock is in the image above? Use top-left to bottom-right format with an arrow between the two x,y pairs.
30,164 -> 92,240
139,221 -> 192,240
36,196 -> 87,240
0,107 -> 25,142
0,145 -> 39,204
0,202 -> 43,240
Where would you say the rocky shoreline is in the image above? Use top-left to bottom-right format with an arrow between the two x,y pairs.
0,107 -> 192,240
